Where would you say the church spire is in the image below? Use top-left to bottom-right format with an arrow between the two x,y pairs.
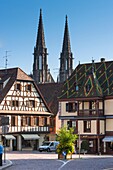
36,9 -> 46,49
62,15 -> 71,53
59,15 -> 74,82
33,9 -> 54,84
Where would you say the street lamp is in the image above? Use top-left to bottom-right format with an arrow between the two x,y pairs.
78,131 -> 81,158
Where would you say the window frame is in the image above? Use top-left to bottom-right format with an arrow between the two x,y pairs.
84,120 -> 91,133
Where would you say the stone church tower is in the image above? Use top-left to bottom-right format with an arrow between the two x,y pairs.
33,9 -> 54,84
59,16 -> 74,82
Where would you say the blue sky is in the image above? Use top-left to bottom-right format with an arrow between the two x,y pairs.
0,0 -> 113,81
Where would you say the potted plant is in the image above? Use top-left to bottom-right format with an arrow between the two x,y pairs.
56,127 -> 78,159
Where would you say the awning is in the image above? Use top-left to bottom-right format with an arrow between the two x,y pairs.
21,134 -> 40,140
102,136 -> 113,142
4,135 -> 16,140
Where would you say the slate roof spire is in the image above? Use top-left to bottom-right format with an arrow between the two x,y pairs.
36,9 -> 46,49
59,15 -> 73,82
62,15 -> 71,53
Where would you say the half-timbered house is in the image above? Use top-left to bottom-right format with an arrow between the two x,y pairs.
0,67 -> 54,151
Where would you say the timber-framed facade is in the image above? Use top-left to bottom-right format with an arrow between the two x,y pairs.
0,67 -> 54,151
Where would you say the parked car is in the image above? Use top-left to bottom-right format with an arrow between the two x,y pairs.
39,141 -> 59,152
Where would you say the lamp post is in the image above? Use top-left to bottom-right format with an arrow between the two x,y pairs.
78,131 -> 81,158
3,125 -> 6,163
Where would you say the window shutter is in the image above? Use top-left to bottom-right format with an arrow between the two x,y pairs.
47,117 -> 50,125
39,117 -> 42,126
22,116 -> 26,126
15,116 -> 18,126
31,117 -> 34,126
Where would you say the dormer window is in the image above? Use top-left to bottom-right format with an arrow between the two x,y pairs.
74,82 -> 79,92
15,83 -> 21,91
26,84 -> 31,92
75,85 -> 79,92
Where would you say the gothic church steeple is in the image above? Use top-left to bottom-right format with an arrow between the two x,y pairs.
36,9 -> 45,49
33,9 -> 54,84
59,15 -> 73,82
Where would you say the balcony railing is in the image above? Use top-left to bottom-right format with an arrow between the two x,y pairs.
7,125 -> 53,133
78,109 -> 103,116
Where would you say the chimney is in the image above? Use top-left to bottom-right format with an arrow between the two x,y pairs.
100,58 -> 105,62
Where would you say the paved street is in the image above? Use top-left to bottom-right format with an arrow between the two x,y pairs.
4,151 -> 113,170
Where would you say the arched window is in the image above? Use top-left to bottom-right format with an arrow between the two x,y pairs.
39,55 -> 42,70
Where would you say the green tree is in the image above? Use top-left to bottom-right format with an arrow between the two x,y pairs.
56,127 -> 78,155
81,140 -> 89,151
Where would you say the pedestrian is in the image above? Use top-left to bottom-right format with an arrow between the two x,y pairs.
0,144 -> 3,166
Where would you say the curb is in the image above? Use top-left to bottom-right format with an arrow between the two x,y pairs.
0,160 -> 12,170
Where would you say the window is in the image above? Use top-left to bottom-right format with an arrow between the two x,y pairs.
66,102 -> 78,112
11,116 -> 18,126
11,100 -> 19,107
26,84 -> 31,92
21,116 -> 31,126
26,117 -> 31,126
39,55 -> 42,70
26,100 -> 35,107
74,82 -> 79,92
11,116 -> 15,126
15,83 -> 21,91
67,120 -> 76,130
44,117 -> 47,126
84,120 -> 91,132
34,117 -> 39,126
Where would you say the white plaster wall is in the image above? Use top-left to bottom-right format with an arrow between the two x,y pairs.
105,99 -> 113,115
99,102 -> 103,109
84,102 -> 89,109
78,121 -> 83,134
106,119 -> 113,131
79,102 -> 82,110
91,120 -> 97,134
100,120 -> 105,134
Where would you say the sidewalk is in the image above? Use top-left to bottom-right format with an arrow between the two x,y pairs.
0,160 -> 12,170
0,153 -> 112,169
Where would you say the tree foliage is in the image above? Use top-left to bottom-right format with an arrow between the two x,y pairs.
56,127 -> 78,154
81,140 -> 89,151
